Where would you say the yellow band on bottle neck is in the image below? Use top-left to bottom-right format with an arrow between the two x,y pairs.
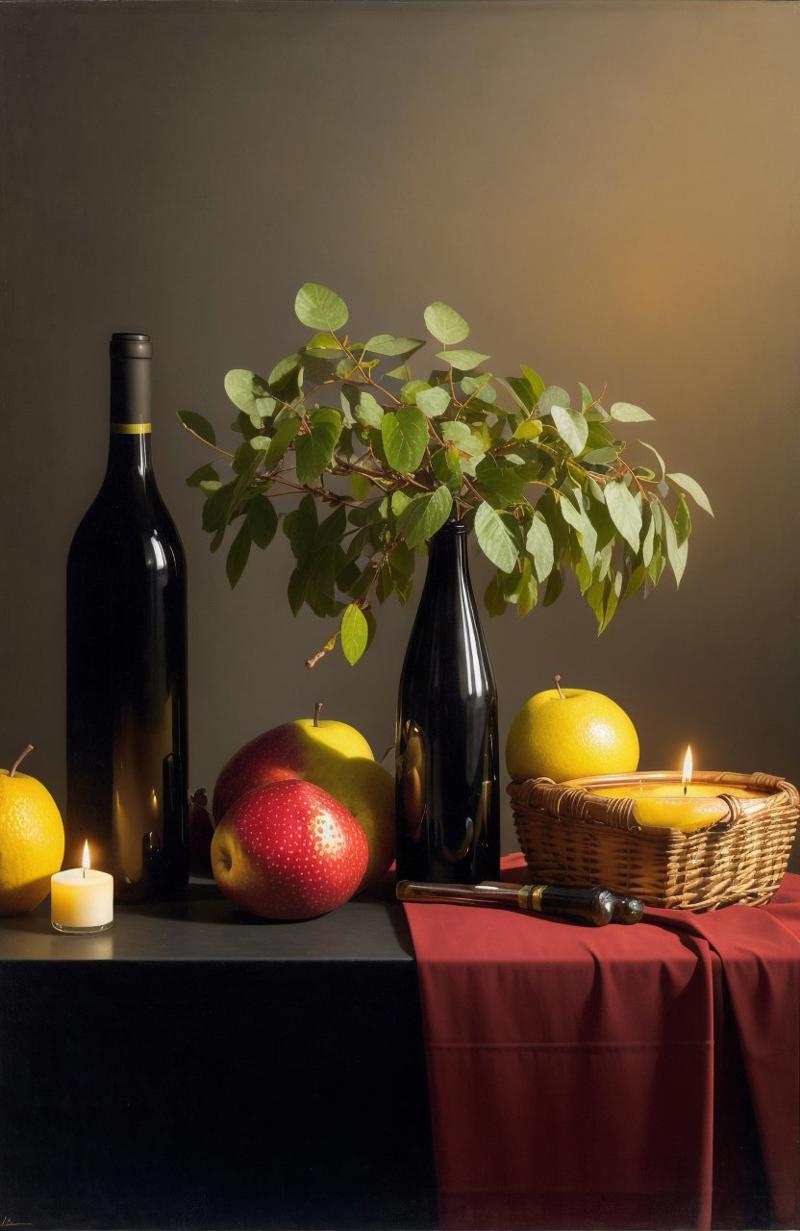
110,422 -> 152,435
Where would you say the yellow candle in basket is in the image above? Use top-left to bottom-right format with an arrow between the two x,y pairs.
590,748 -> 764,832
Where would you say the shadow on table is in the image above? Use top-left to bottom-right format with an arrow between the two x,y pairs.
121,875 -> 416,955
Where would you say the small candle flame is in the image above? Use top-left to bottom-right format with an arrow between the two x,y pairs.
681,746 -> 693,795
81,840 -> 91,872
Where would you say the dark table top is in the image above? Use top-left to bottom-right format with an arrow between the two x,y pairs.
0,877 -> 435,1230
0,876 -> 415,964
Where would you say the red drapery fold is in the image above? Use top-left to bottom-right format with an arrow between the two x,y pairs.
404,854 -> 800,1231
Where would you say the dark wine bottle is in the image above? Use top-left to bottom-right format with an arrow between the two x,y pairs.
395,517 -> 500,883
66,333 -> 188,902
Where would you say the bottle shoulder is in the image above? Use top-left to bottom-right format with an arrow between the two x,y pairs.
68,479 -> 185,576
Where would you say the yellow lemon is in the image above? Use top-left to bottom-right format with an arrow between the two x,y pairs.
0,745 -> 65,915
506,676 -> 639,783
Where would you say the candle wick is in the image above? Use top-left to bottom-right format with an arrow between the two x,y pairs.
683,784 -> 688,796
82,866 -> 86,879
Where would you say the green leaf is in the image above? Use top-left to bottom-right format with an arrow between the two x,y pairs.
355,391 -> 384,428
186,462 -> 218,488
295,408 -> 341,484
350,473 -> 373,500
262,414 -> 300,468
642,508 -> 656,566
543,568 -> 564,607
202,482 -> 235,534
579,382 -> 594,411
247,496 -> 277,549
267,352 -> 301,389
484,574 -> 508,617
461,373 -> 495,403
551,404 -> 589,456
424,302 -> 469,346
474,502 -> 518,573
363,334 -> 424,357
440,421 -> 484,456
226,521 -> 251,588
397,485 -> 453,548
284,493 -> 318,562
341,603 -> 369,665
675,493 -> 691,545
598,572 -> 623,634
586,579 -> 606,627
306,332 -> 342,351
526,512 -> 554,581
662,508 -> 688,585
666,472 -> 714,517
559,492 -> 597,567
501,377 -> 534,412
436,349 -> 490,371
432,446 -> 463,490
516,559 -> 538,617
538,386 -> 571,416
610,401 -> 654,423
639,440 -> 666,481
521,366 -> 545,399
316,504 -> 347,550
178,411 -> 216,447
583,447 -> 618,465
416,386 -> 450,417
513,419 -> 543,441
647,543 -> 666,586
381,406 -> 428,474
224,370 -> 270,416
475,455 -> 526,507
294,283 -> 349,332
604,480 -> 643,552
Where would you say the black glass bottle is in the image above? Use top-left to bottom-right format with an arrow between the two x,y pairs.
66,333 -> 188,902
395,517 -> 500,882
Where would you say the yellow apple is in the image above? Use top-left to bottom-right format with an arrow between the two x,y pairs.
506,676 -> 640,783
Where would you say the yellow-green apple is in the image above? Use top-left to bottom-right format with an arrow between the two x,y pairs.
211,779 -> 368,920
505,675 -> 640,783
212,705 -> 394,891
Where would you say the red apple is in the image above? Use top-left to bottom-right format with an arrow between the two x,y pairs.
212,711 -> 395,892
211,779 -> 368,920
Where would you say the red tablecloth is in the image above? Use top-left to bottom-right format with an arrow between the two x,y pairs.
404,854 -> 800,1231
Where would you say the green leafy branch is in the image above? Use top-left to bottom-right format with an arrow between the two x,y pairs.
179,283 -> 712,666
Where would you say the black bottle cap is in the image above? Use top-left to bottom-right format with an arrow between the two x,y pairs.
110,333 -> 151,360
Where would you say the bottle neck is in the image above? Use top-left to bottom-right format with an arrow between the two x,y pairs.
104,428 -> 153,485
422,521 -> 472,594
105,333 -> 154,486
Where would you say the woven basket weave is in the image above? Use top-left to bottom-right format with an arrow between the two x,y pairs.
508,770 -> 799,911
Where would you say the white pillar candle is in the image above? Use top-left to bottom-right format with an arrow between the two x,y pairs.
51,841 -> 113,933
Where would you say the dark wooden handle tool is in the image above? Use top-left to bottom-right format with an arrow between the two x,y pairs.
396,879 -> 643,926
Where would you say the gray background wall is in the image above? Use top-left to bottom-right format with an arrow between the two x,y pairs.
2,0 -> 798,860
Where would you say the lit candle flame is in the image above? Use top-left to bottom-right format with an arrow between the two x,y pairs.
81,840 -> 91,872
681,746 -> 693,795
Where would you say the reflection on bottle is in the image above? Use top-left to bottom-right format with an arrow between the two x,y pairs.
395,519 -> 500,883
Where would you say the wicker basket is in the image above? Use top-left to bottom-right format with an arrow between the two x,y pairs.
508,770 -> 800,911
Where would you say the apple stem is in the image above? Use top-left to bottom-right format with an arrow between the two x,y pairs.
554,675 -> 566,701
9,743 -> 34,778
314,701 -> 323,727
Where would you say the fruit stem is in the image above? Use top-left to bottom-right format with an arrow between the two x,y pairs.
554,675 -> 566,701
314,701 -> 323,727
9,743 -> 34,778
